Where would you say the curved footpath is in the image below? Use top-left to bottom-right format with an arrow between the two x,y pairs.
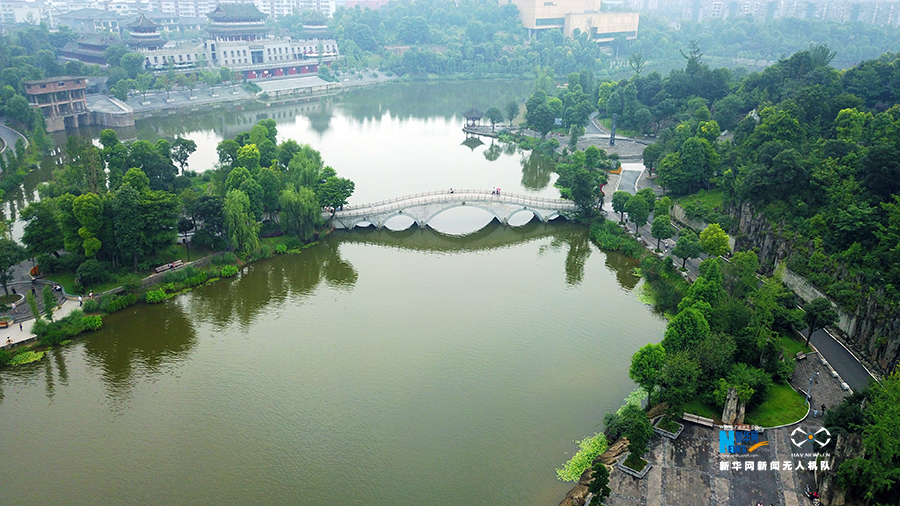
0,116 -> 29,155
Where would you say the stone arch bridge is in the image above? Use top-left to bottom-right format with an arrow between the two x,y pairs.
324,189 -> 577,230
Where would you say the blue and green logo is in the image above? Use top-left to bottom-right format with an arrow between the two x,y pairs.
719,430 -> 769,454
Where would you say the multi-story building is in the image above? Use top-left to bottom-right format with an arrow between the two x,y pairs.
119,4 -> 339,77
57,8 -> 124,34
0,0 -> 47,25
502,0 -> 640,42
23,76 -> 90,131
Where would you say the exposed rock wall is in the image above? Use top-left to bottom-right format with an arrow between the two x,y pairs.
730,202 -> 900,372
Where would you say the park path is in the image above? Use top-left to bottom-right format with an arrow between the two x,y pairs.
2,298 -> 81,348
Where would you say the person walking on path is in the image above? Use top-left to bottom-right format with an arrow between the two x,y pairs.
18,322 -> 22,332
78,295 -> 82,306
821,404 -> 826,416
12,302 -> 16,313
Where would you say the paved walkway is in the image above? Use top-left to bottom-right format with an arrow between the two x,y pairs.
1,298 -> 81,349
0,116 -> 29,154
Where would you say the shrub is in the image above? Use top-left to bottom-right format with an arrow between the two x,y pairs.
145,290 -> 167,303
555,432 -> 609,482
82,315 -> 103,331
32,318 -> 48,337
101,293 -> 137,313
275,244 -> 287,254
220,265 -> 239,277
0,349 -> 11,366
76,259 -> 111,286
183,271 -> 209,287
590,220 -> 644,257
211,252 -> 238,265
82,298 -> 101,312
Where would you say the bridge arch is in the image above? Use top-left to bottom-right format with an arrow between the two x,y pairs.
423,203 -> 504,228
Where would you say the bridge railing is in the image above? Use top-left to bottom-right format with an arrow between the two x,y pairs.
336,189 -> 575,216
329,190 -> 576,220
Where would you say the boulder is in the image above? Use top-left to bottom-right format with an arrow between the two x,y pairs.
597,437 -> 630,465
556,484 -> 589,506
722,387 -> 738,424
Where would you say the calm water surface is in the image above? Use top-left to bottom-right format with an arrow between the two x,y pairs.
0,81 -> 665,505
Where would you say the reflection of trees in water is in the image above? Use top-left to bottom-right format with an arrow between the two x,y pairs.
340,221 -> 643,289
604,251 -> 640,290
305,101 -> 333,135
336,80 -> 533,124
131,99 -> 333,142
520,151 -> 554,190
483,141 -> 501,161
81,303 -> 198,405
186,239 -> 357,328
542,227 -> 592,286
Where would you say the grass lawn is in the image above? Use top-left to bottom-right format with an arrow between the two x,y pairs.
778,332 -> 813,360
49,272 -> 131,295
657,416 -> 683,433
157,243 -> 216,264
681,399 -> 720,421
596,117 -> 643,138
676,189 -> 724,212
744,383 -> 809,427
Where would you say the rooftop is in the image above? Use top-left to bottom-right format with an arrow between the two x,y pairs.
208,3 -> 267,21
58,8 -> 123,20
24,76 -> 88,86
127,13 -> 157,30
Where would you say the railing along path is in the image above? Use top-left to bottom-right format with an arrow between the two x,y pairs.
333,189 -> 575,219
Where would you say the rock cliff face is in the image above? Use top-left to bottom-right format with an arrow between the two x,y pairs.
730,202 -> 900,372
819,433 -> 864,506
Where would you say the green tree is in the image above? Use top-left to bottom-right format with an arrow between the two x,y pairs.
803,297 -> 840,346
0,239 -> 27,295
611,191 -> 630,223
484,106 -> 504,132
279,186 -> 321,240
699,223 -> 731,257
654,196 -> 673,216
21,200 -> 63,258
651,214 -> 675,250
317,176 -> 355,212
661,307 -> 710,353
224,189 -> 259,257
658,351 -> 701,412
112,184 -> 145,270
140,190 -> 180,256
629,343 -> 666,401
172,137 -> 197,175
625,194 -> 650,233
672,231 -> 702,268
505,101 -> 519,126
525,89 -> 555,139
42,285 -> 56,321
72,193 -> 104,257
236,144 -> 261,172
587,462 -> 611,506
120,52 -> 145,78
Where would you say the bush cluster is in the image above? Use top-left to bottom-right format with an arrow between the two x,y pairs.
590,219 -> 644,258
220,265 -> 239,277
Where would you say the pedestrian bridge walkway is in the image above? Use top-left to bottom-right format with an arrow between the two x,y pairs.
324,189 -> 577,230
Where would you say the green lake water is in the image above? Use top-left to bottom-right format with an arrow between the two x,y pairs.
0,81 -> 665,505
